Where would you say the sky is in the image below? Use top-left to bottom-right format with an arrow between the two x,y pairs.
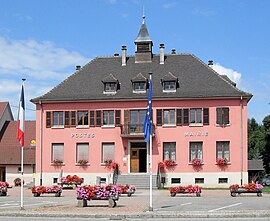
0,0 -> 269,123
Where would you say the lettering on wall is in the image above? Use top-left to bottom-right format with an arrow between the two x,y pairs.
184,131 -> 209,137
71,133 -> 95,138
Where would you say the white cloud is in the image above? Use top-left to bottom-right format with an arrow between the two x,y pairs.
0,36 -> 89,120
162,2 -> 177,9
212,63 -> 242,85
192,8 -> 215,16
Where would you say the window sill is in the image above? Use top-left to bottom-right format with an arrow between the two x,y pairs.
51,163 -> 65,166
101,125 -> 115,128
216,124 -> 230,127
163,89 -> 176,93
189,123 -> 203,127
133,90 -> 146,94
51,125 -> 64,129
103,91 -> 117,95
162,124 -> 176,128
75,163 -> 90,166
76,125 -> 90,129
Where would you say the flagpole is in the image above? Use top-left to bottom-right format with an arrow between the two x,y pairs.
148,73 -> 153,211
20,78 -> 26,210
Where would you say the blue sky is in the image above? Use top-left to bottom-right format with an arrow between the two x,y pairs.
0,0 -> 269,123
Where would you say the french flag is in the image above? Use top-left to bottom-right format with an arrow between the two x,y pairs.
17,81 -> 25,147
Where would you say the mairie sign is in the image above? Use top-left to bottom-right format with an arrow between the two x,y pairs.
184,131 -> 209,137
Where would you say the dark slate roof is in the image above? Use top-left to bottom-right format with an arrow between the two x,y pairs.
0,121 -> 35,165
31,54 -> 252,103
248,160 -> 264,171
135,16 -> 152,43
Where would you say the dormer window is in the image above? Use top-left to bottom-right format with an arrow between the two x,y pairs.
102,74 -> 119,95
161,72 -> 178,93
163,81 -> 176,91
131,73 -> 147,93
105,83 -> 116,92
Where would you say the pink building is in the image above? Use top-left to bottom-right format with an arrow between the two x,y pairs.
31,17 -> 252,188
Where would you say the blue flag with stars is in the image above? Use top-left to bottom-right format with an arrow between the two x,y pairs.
143,77 -> 152,142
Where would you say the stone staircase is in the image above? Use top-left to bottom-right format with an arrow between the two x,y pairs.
116,174 -> 158,189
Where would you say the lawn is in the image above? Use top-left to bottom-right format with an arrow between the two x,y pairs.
263,186 -> 270,193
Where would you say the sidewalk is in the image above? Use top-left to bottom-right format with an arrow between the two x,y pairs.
0,187 -> 269,219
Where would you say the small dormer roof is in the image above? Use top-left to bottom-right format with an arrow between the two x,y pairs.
131,73 -> 147,83
102,74 -> 118,83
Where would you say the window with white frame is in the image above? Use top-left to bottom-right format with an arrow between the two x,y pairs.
133,82 -> 146,92
163,142 -> 176,161
189,142 -> 203,161
51,143 -> 64,163
216,141 -> 230,161
104,82 -> 116,92
163,81 -> 176,91
102,143 -> 115,163
76,143 -> 89,163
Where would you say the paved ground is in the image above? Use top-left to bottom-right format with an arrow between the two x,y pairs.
0,187 -> 269,219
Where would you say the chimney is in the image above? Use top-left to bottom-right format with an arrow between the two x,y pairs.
122,45 -> 127,66
171,49 -> 176,54
159,43 -> 165,64
76,65 -> 81,70
208,60 -> 213,68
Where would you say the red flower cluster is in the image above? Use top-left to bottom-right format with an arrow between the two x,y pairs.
191,158 -> 202,166
158,160 -> 177,170
216,158 -> 228,166
169,185 -> 202,194
105,161 -> 119,170
61,175 -> 83,185
229,184 -> 239,190
31,185 -> 62,194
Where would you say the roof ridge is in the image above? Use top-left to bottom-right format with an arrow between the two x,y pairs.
190,54 -> 252,97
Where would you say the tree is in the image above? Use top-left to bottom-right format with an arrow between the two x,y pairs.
248,118 -> 265,160
262,115 -> 270,174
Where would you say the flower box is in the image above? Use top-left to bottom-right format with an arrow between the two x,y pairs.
76,184 -> 121,208
0,182 -> 8,196
31,185 -> 62,197
117,184 -> 136,197
60,175 -> 83,188
229,183 -> 263,197
169,185 -> 202,197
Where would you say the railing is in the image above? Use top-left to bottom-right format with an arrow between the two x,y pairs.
121,123 -> 155,136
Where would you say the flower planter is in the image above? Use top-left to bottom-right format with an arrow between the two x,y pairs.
76,184 -> 121,208
230,188 -> 262,197
31,185 -> 62,197
230,183 -> 263,197
169,185 -> 202,197
118,184 -> 136,197
60,175 -> 83,189
0,182 -> 8,196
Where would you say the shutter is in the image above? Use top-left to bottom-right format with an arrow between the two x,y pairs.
115,110 -> 121,126
76,143 -> 89,162
203,108 -> 209,125
156,109 -> 162,126
183,109 -> 189,125
123,110 -> 130,134
96,110 -> 102,127
64,111 -> 70,127
216,108 -> 222,125
71,111 -> 76,127
46,112 -> 51,128
224,108 -> 230,124
176,109 -> 182,126
90,111 -> 95,127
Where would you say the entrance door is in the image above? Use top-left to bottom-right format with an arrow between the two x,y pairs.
130,142 -> 147,173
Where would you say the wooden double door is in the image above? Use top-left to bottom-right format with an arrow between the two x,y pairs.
130,142 -> 147,173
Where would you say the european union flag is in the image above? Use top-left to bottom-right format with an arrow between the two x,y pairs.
143,76 -> 152,142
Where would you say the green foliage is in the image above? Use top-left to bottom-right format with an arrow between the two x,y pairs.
262,115 -> 270,174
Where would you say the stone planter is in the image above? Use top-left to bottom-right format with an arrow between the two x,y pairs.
230,188 -> 262,197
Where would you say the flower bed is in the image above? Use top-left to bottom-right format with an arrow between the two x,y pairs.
0,182 -> 9,196
216,158 -> 228,166
76,184 -> 121,208
229,183 -> 263,197
60,175 -> 83,188
169,185 -> 202,197
31,185 -> 62,197
117,184 -> 136,197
